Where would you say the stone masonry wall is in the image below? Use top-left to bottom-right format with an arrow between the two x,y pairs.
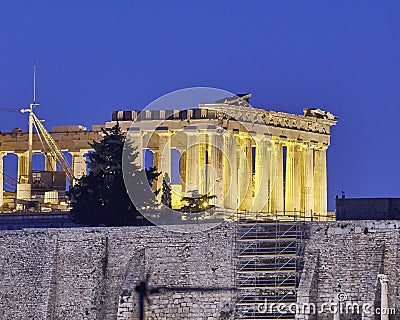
298,221 -> 400,320
0,223 -> 235,320
0,221 -> 399,320
0,230 -> 56,319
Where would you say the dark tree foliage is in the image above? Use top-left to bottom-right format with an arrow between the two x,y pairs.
161,173 -> 172,208
146,166 -> 161,196
69,123 -> 158,226
180,190 -> 216,220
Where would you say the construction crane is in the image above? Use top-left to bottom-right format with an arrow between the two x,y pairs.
26,110 -> 74,183
18,64 -> 74,201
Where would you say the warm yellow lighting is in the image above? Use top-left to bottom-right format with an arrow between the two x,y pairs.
202,202 -> 209,208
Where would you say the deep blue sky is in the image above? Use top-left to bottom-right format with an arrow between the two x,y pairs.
1,1 -> 399,210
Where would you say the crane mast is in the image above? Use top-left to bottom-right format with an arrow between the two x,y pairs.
19,64 -> 75,203
30,112 -> 74,182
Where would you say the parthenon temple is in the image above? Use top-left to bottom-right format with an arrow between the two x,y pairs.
0,95 -> 337,218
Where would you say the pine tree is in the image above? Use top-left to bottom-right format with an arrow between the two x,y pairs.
180,190 -> 216,220
69,123 -> 158,226
161,173 -> 172,208
146,166 -> 161,196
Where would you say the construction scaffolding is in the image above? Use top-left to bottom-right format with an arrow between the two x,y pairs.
234,213 -> 309,320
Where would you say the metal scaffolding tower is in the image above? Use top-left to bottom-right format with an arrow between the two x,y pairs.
235,216 -> 306,320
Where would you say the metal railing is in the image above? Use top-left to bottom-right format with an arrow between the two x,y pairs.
233,210 -> 336,222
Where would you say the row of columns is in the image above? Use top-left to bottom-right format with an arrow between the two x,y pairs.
284,142 -> 327,216
0,130 -> 328,216
0,151 -> 87,208
134,129 -> 328,216
14,151 -> 87,183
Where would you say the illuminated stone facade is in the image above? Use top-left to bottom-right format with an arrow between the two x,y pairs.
107,104 -> 337,218
0,102 -> 337,218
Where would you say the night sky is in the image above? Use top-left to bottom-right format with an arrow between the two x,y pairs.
1,1 -> 399,210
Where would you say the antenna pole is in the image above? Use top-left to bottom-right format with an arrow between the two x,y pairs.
33,62 -> 36,104
27,63 -> 38,187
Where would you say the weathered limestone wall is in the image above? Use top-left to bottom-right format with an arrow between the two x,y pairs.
0,223 -> 235,320
298,221 -> 400,320
0,231 -> 56,319
0,221 -> 399,320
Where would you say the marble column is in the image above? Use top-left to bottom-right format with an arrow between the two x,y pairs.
301,144 -> 314,218
223,132 -> 238,210
45,154 -> 57,171
333,294 -> 340,320
0,152 -> 4,209
378,274 -> 389,320
208,129 -> 224,206
127,128 -> 143,170
285,142 -> 301,215
179,150 -> 187,193
156,130 -> 172,193
253,135 -> 269,212
184,130 -> 199,196
158,131 -> 172,177
70,152 -> 87,182
238,133 -> 253,211
270,140 -> 284,214
16,151 -> 31,205
151,149 -> 159,193
152,150 -> 159,169
314,145 -> 328,217
17,151 -> 29,184
198,131 -> 207,195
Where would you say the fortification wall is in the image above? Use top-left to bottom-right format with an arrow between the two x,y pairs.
0,223 -> 235,320
0,221 -> 399,320
298,221 -> 400,320
0,230 -> 56,319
